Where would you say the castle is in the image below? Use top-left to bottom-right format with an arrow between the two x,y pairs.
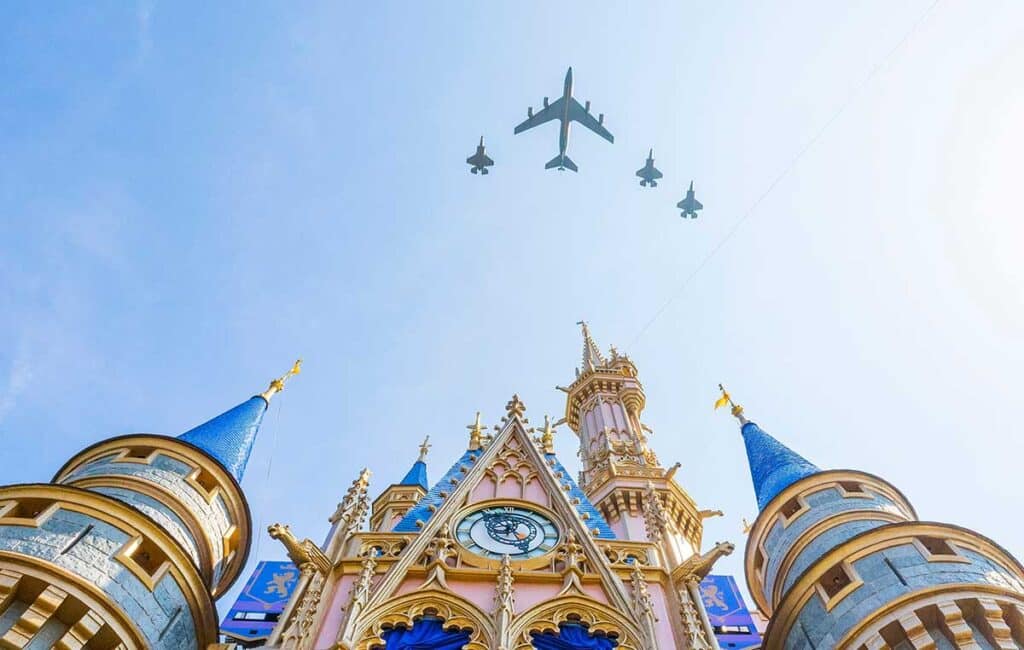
1,325 -> 1022,649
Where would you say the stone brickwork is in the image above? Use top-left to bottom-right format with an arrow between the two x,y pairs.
759,482 -> 913,603
59,450 -> 237,587
90,485 -> 202,566
787,541 -> 1024,648
0,507 -> 198,648
747,467 -> 1024,649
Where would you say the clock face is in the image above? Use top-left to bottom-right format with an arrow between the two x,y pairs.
455,506 -> 560,559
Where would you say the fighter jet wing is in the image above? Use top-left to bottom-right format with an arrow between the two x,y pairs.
693,198 -> 703,210
650,167 -> 663,180
514,97 -> 564,134
466,153 -> 494,166
568,98 -> 613,143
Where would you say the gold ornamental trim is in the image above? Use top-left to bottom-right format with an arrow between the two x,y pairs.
509,594 -> 645,650
836,586 -> 1024,649
0,552 -> 150,649
0,484 -> 218,647
354,588 -> 494,650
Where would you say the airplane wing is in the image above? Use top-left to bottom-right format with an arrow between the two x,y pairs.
651,168 -> 663,180
568,98 -> 613,143
694,199 -> 703,210
514,97 -> 564,134
482,154 -> 494,166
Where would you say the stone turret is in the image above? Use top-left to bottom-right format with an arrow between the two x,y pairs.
736,407 -> 1024,649
561,322 -> 707,565
0,365 -> 296,648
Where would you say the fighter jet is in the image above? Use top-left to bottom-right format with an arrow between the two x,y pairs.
636,149 -> 662,187
466,136 -> 494,175
513,67 -> 613,172
677,181 -> 703,218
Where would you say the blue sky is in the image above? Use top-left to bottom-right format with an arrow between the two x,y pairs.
3,1 -> 1024,614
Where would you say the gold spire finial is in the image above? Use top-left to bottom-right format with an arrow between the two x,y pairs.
260,359 -> 302,402
418,435 -> 431,462
537,415 -> 556,453
467,412 -> 485,450
714,383 -> 747,424
504,394 -> 526,419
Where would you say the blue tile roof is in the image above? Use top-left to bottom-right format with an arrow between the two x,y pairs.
544,452 -> 616,539
393,447 -> 616,540
741,420 -> 820,511
394,449 -> 479,533
399,460 -> 429,490
178,395 -> 267,482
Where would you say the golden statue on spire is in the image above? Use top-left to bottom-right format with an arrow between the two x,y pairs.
537,415 -> 556,454
714,383 -> 745,420
260,359 -> 302,402
466,412 -> 485,451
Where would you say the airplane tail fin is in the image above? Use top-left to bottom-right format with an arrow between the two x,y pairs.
545,154 -> 578,172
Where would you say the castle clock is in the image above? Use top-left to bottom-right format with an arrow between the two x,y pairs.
455,505 -> 559,560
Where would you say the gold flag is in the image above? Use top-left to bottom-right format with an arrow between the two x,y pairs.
714,391 -> 731,410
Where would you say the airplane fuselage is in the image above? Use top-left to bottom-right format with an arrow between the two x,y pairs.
557,68 -> 574,157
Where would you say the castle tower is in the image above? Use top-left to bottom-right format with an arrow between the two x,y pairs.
730,397 -> 1024,649
0,364 -> 298,649
369,438 -> 430,532
561,323 -> 708,567
265,328 -> 735,650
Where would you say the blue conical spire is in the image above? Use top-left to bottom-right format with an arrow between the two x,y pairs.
178,361 -> 301,482
178,396 -> 268,482
398,436 -> 431,489
741,419 -> 820,510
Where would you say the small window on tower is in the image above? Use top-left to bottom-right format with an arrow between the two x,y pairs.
815,561 -> 860,609
838,481 -> 865,495
779,496 -> 807,523
116,535 -> 170,589
122,447 -> 155,460
915,536 -> 962,561
0,498 -> 58,526
131,537 -> 168,578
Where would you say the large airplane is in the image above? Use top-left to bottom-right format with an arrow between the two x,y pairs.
636,149 -> 663,187
677,181 -> 704,219
513,67 -> 613,172
466,136 -> 494,174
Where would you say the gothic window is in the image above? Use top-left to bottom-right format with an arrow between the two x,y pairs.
531,621 -> 619,649
379,616 -> 471,650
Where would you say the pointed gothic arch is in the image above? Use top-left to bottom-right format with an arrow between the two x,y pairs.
509,595 -> 645,650
354,588 -> 494,650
